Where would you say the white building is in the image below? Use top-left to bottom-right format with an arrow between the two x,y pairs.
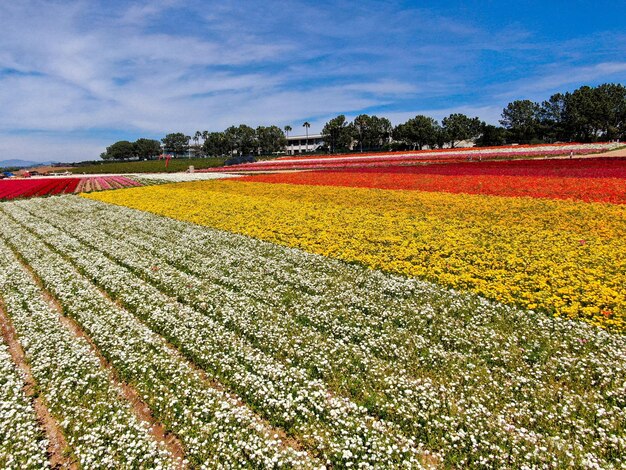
283,133 -> 475,155
285,133 -> 324,155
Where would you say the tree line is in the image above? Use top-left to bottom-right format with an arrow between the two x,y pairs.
320,113 -> 484,153
500,83 -> 626,143
322,83 -> 626,152
100,82 -> 626,160
100,125 -> 287,161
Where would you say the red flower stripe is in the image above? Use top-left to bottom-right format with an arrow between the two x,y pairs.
203,142 -> 619,173
206,150 -> 606,173
329,157 -> 626,178
0,176 -> 142,201
273,141 -> 615,162
239,159 -> 626,204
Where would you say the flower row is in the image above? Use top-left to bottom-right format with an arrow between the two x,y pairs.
239,166 -> 626,204
18,194 -> 626,467
204,142 -> 621,172
0,241 -> 175,468
131,172 -> 239,184
0,337 -> 48,469
87,180 -> 626,331
274,142 -> 621,162
0,176 -> 141,201
73,175 -> 142,193
0,178 -> 79,200
1,202 -> 424,468
350,156 -> 626,178
0,206 -> 318,468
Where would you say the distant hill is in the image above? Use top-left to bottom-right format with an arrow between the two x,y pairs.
0,159 -> 58,169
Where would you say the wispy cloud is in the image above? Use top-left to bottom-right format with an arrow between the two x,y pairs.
0,0 -> 624,161
383,105 -> 504,127
0,132 -> 109,163
494,62 -> 626,100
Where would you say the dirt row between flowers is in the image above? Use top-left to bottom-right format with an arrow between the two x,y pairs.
0,209 -> 320,467
1,199 -> 437,468
0,244 -> 188,468
585,146 -> 626,157
0,303 -> 75,469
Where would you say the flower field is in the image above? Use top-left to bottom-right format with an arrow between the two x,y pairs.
1,153 -> 625,467
204,142 -> 621,173
1,194 -> 625,468
88,175 -> 626,331
131,172 -> 240,185
274,142 -> 620,162
0,176 -> 142,201
239,157 -> 626,204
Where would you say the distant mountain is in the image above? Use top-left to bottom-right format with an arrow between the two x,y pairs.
0,159 -> 58,169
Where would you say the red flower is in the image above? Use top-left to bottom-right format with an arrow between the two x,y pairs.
233,158 -> 626,204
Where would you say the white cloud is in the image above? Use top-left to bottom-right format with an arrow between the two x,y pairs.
118,0 -> 183,26
0,1 -> 624,162
382,105 -> 504,126
494,61 -> 626,100
0,133 -> 108,163
343,80 -> 421,95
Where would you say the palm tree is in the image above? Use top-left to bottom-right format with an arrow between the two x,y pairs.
302,121 -> 311,153
193,131 -> 202,157
283,126 -> 293,155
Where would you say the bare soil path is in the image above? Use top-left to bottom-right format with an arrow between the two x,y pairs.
0,303 -> 77,470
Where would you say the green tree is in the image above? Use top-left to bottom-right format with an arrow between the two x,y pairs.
540,93 -> 569,142
350,114 -> 393,152
475,124 -> 508,147
435,126 -> 449,149
256,126 -> 287,155
371,115 -> 393,149
441,113 -> 482,147
540,84 -> 626,142
161,133 -> 191,156
202,132 -> 229,156
393,115 -> 439,150
103,140 -> 135,160
562,86 -> 598,141
500,100 -> 542,143
192,131 -> 203,156
133,138 -> 162,159
283,125 -> 292,137
321,115 -> 352,153
224,125 -> 256,155
587,83 -> 626,140
302,122 -> 311,152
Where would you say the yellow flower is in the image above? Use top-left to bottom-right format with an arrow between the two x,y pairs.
85,180 -> 626,331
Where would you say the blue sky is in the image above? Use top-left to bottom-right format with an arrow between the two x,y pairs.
0,0 -> 625,162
